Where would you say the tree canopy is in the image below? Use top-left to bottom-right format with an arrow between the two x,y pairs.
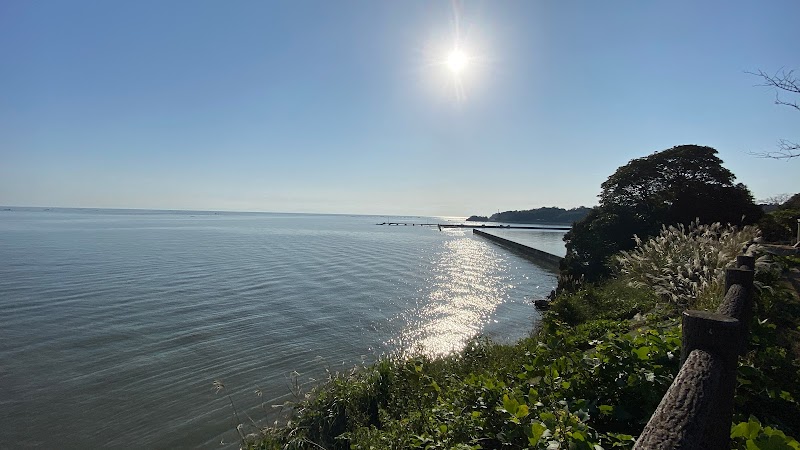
758,192 -> 800,242
489,207 -> 592,224
562,145 -> 762,283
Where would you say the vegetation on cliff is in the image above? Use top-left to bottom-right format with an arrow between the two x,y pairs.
489,207 -> 592,225
218,145 -> 797,449
758,193 -> 800,243
234,224 -> 799,449
562,145 -> 763,283
466,207 -> 592,224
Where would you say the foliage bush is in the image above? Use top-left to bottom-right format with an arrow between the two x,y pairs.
759,208 -> 800,243
733,257 -> 800,437
615,221 -> 759,308
248,318 -> 681,449
238,248 -> 800,450
731,416 -> 800,450
546,278 -> 659,326
562,145 -> 762,284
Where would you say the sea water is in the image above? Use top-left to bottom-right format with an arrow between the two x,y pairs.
0,208 -> 562,448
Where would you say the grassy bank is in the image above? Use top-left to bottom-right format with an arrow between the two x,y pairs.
239,229 -> 800,449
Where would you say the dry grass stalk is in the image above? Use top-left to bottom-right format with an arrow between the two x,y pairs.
615,220 -> 760,309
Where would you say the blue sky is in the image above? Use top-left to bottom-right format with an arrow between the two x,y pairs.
1,0 -> 797,216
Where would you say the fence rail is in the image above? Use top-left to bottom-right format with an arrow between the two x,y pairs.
633,255 -> 755,450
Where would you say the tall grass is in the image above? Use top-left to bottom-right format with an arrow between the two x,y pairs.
614,220 -> 759,309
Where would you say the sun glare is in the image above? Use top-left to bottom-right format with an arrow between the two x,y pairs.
446,49 -> 468,75
418,2 -> 487,103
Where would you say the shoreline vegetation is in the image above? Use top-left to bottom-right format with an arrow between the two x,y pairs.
466,207 -> 592,225
238,228 -> 800,450
226,145 -> 800,449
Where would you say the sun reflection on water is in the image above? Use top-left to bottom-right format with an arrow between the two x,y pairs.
391,234 -> 509,357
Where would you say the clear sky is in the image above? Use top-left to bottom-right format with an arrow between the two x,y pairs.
1,1 -> 797,217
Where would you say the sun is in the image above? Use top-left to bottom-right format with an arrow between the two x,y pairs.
446,49 -> 468,75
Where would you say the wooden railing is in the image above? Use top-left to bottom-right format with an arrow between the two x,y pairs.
634,255 -> 755,450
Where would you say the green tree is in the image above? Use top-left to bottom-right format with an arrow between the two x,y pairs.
562,145 -> 762,283
758,193 -> 800,242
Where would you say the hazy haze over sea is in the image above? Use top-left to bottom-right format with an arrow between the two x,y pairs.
0,208 -> 563,448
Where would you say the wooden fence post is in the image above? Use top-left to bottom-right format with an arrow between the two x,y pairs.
680,311 -> 740,367
736,255 -> 755,271
635,256 -> 756,449
718,267 -> 755,355
681,310 -> 740,449
724,267 -> 754,294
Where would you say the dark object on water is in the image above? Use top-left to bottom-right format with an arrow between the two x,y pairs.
533,299 -> 550,310
534,289 -> 557,310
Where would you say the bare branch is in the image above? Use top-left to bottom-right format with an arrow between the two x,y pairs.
775,92 -> 800,112
748,139 -> 800,160
747,68 -> 800,160
747,69 -> 800,94
747,69 -> 800,111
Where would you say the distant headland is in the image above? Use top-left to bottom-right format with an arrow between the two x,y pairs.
467,206 -> 592,224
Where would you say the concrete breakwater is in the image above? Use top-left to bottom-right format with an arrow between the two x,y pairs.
375,222 -> 571,231
473,229 -> 563,271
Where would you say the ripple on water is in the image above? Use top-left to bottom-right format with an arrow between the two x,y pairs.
0,211 -> 559,448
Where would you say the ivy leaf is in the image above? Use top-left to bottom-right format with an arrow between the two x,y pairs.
599,404 -> 614,415
731,416 -> 762,440
539,411 -> 558,428
633,346 -> 651,360
516,404 -> 530,419
502,394 -> 518,415
529,421 -> 548,445
572,430 -> 586,442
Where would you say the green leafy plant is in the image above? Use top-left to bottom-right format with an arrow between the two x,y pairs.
547,278 -> 660,326
242,246 -> 800,450
731,416 -> 800,450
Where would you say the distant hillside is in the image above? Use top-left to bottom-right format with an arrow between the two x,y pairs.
469,206 -> 592,224
759,193 -> 800,213
465,215 -> 489,222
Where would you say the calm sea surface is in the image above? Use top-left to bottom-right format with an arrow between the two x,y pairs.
0,208 -> 563,448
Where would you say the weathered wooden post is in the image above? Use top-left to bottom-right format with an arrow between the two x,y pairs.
634,258 -> 755,450
736,255 -> 755,271
719,267 -> 755,355
634,348 -> 723,449
724,267 -> 754,295
683,311 -> 741,450
679,311 -> 740,366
